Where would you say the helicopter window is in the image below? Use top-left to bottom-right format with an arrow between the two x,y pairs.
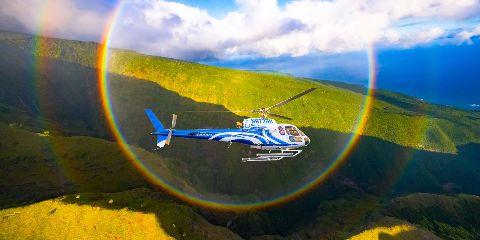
285,126 -> 300,136
289,136 -> 303,142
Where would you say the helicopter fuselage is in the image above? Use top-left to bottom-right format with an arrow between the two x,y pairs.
147,114 -> 310,150
145,87 -> 316,161
153,122 -> 310,150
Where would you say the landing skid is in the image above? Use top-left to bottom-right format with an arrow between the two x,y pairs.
242,149 -> 302,162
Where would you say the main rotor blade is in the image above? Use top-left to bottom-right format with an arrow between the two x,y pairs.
184,110 -> 252,113
265,88 -> 317,110
267,112 -> 292,120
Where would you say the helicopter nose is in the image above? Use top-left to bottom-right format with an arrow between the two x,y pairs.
304,136 -> 310,145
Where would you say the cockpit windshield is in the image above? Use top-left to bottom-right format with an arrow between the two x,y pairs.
285,126 -> 300,136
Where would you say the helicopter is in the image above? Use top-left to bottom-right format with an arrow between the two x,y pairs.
145,88 -> 316,162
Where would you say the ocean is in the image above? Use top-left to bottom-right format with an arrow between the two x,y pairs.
203,41 -> 480,110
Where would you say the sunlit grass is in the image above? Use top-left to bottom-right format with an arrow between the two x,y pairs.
350,225 -> 414,240
348,217 -> 439,240
0,189 -> 241,240
0,199 -> 173,240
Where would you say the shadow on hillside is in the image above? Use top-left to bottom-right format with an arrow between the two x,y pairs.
240,138 -> 480,237
50,137 -> 480,238
1,42 -> 480,238
0,43 -> 248,207
0,42 -> 109,137
57,188 -> 241,240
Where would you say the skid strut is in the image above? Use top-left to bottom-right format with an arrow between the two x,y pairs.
242,149 -> 302,162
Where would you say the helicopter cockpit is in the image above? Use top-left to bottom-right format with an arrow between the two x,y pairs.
283,125 -> 310,145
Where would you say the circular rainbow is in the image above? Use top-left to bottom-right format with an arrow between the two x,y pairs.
97,1 -> 377,211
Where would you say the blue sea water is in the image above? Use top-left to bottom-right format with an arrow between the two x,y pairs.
375,43 -> 480,109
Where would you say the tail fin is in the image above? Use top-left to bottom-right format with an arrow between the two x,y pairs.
145,109 -> 165,132
144,109 -> 168,148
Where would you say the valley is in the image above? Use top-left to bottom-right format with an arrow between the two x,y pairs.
1,30 -> 480,239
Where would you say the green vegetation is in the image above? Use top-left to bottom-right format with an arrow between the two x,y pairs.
0,122 -> 194,208
348,217 -> 440,240
1,30 -> 480,239
388,193 -> 480,240
1,30 -> 479,153
2,30 -> 480,199
0,188 -> 241,240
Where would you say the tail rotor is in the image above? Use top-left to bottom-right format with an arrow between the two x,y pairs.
165,114 -> 177,145
145,109 -> 177,148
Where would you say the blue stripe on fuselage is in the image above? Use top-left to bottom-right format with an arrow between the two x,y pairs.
152,127 -> 294,147
172,129 -> 242,140
210,132 -> 268,144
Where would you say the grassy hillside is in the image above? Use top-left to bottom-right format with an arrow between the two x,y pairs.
0,122 -> 193,208
1,31 -> 479,199
5,187 -> 477,240
0,188 -> 241,240
348,217 -> 440,240
249,195 -> 443,240
388,193 -> 480,240
1,30 -> 479,153
1,30 -> 480,239
263,193 -> 480,239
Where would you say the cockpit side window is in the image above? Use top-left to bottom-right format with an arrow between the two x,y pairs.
289,136 -> 303,142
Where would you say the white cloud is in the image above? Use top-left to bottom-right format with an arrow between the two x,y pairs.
457,26 -> 480,44
0,0 -> 106,41
384,27 -> 446,47
109,0 -> 480,59
1,0 -> 479,59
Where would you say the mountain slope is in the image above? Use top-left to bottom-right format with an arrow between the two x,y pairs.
0,122 -> 193,208
388,193 -> 480,239
1,30 -> 480,239
1,30 -> 479,152
0,188 -> 242,240
348,217 -> 440,240
1,30 -> 480,199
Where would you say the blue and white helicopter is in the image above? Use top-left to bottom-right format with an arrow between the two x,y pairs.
145,88 -> 316,162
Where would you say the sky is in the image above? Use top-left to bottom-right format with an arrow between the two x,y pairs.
1,0 -> 479,59
0,0 -> 479,108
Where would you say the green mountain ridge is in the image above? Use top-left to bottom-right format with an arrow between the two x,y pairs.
1,30 -> 480,239
2,30 -> 479,152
